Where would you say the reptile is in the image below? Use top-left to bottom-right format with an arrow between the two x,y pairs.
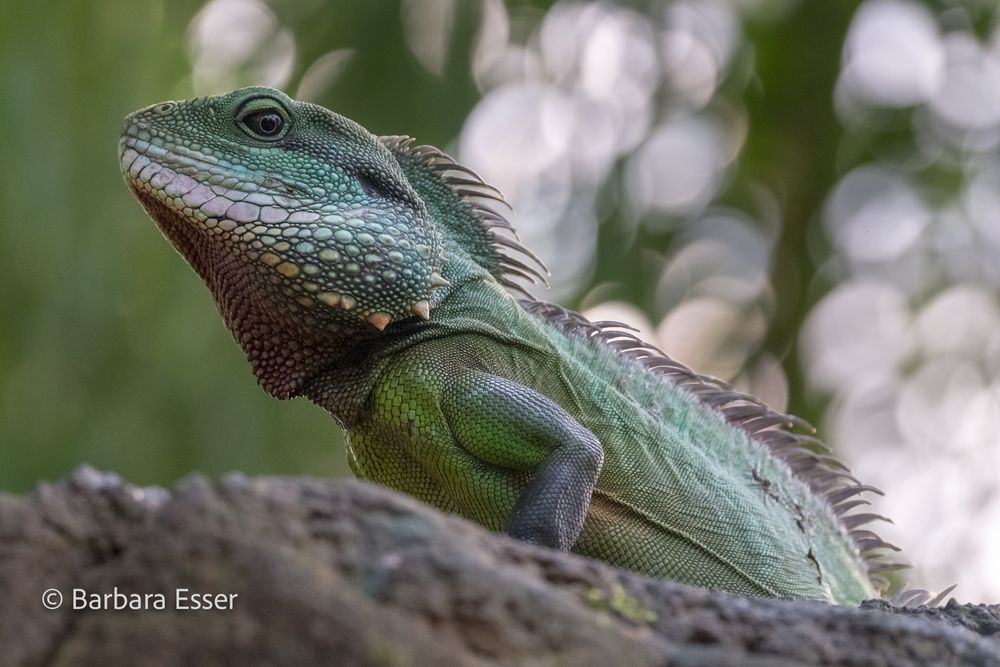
118,86 -> 932,605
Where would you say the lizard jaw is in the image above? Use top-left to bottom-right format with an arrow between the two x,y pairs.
119,126 -> 446,333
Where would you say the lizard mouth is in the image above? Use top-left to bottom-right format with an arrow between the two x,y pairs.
117,127 -> 310,252
118,132 -> 249,221
118,123 -> 312,205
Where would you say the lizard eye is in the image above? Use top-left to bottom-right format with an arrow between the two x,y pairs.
241,109 -> 286,139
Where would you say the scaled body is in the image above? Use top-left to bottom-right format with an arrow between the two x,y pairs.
120,87 -> 897,604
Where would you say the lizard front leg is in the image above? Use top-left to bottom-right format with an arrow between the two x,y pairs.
441,371 -> 604,551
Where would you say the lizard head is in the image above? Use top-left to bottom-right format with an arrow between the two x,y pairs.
119,87 -> 445,397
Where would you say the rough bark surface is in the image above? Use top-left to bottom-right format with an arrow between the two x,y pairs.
0,467 -> 996,667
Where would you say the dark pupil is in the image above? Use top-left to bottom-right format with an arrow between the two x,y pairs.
247,111 -> 283,136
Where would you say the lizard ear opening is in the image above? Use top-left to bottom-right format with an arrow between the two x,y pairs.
357,172 -> 385,199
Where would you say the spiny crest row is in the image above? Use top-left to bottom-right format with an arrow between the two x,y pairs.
520,299 -> 912,594
380,135 -> 549,296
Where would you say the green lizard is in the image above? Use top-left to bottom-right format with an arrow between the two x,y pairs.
119,87 -> 922,605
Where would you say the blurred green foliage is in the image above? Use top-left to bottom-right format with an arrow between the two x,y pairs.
0,1 -> 514,490
0,0 -> 860,491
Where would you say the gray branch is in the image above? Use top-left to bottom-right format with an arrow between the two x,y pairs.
0,467 -> 996,666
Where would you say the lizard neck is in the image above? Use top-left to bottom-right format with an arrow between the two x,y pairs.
301,253 -> 494,427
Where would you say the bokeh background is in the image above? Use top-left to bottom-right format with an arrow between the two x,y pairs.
1,0 -> 997,601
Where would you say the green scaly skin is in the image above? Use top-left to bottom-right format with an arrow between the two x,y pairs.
119,87 -> 899,605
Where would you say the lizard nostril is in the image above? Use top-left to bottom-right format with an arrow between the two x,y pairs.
154,102 -> 175,114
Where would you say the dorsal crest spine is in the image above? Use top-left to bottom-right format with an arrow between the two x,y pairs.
380,135 -> 548,296
520,299 -> 916,596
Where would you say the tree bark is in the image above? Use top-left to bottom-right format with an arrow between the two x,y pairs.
0,467 -> 996,666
